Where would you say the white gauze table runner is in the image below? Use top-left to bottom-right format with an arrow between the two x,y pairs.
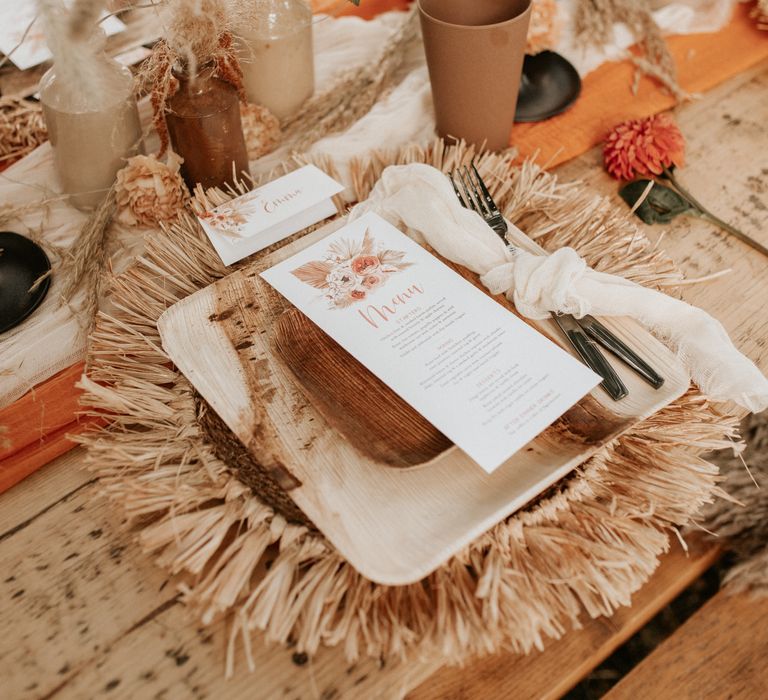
350,163 -> 768,412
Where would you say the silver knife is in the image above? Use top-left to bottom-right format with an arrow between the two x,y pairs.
577,315 -> 665,389
552,313 -> 629,401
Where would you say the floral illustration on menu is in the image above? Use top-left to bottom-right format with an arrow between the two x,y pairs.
291,228 -> 412,308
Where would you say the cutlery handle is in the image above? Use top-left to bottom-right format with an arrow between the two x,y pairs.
580,316 -> 665,390
563,326 -> 629,401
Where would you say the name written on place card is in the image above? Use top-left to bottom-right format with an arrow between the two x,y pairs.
197,165 -> 345,266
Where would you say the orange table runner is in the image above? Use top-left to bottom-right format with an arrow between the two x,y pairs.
2,1 -> 766,493
512,2 -> 768,167
329,0 -> 767,165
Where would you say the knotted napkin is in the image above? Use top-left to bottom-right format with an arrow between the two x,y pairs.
349,163 -> 768,412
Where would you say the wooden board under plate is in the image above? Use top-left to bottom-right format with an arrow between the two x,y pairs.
158,217 -> 689,585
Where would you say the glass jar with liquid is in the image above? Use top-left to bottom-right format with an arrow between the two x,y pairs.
40,58 -> 142,210
236,0 -> 315,120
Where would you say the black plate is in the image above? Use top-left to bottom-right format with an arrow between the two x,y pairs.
0,231 -> 52,334
515,50 -> 581,123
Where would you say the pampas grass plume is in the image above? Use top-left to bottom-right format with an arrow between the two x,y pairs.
37,0 -> 115,111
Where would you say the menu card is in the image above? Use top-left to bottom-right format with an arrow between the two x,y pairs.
261,213 -> 600,472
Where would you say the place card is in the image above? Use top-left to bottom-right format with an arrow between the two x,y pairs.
197,165 -> 345,266
261,212 -> 600,473
0,4 -> 126,71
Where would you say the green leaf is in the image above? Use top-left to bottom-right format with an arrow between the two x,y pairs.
619,179 -> 695,225
347,0 -> 361,4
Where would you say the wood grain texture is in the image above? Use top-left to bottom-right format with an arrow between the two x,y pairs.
0,58 -> 766,700
158,217 -> 688,586
408,536 -> 721,700
0,450 -> 439,700
605,588 -> 768,700
274,308 -> 452,468
0,449 -> 720,700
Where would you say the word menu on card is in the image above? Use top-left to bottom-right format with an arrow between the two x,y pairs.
262,212 -> 599,472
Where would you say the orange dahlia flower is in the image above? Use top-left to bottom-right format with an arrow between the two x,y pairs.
603,114 -> 685,181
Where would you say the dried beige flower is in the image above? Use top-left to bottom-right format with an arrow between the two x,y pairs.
115,153 -> 188,227
240,103 -> 281,159
526,0 -> 561,55
753,0 -> 768,30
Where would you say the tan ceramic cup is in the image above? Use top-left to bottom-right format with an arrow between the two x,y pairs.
418,0 -> 532,151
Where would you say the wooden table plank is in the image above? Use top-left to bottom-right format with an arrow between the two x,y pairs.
556,61 -> 768,363
408,537 -> 720,700
0,57 -> 766,700
0,451 -> 178,700
0,448 -> 92,534
605,589 -> 768,700
0,448 -> 720,700
0,450 -> 439,700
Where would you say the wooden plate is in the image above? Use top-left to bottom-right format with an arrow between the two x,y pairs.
273,307 -> 452,469
158,217 -> 689,585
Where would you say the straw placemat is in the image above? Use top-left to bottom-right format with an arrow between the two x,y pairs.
75,139 -> 741,673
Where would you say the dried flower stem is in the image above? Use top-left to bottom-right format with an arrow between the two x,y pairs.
137,0 -> 243,152
37,0 -> 115,111
662,167 -> 768,259
61,187 -> 116,329
575,0 -> 686,100
628,54 -> 690,102
0,201 -> 43,229
280,5 -> 419,151
142,33 -> 246,156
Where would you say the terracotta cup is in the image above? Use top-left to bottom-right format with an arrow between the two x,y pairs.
418,0 -> 532,151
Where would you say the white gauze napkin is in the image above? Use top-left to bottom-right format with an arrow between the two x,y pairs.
349,163 -> 768,413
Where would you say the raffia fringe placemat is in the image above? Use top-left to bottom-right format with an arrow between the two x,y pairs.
77,140 -> 741,674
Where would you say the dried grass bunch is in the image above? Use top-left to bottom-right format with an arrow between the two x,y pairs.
36,0 -> 122,111
280,5 -> 419,151
526,0 -> 562,55
0,96 -> 48,166
574,0 -> 686,101
138,0 -> 246,155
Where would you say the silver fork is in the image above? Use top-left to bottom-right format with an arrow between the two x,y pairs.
450,163 -> 634,401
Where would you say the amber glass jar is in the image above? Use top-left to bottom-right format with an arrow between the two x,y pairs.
236,0 -> 315,119
165,64 -> 250,191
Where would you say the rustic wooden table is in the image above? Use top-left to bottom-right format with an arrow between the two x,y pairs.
1,60 -> 767,700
